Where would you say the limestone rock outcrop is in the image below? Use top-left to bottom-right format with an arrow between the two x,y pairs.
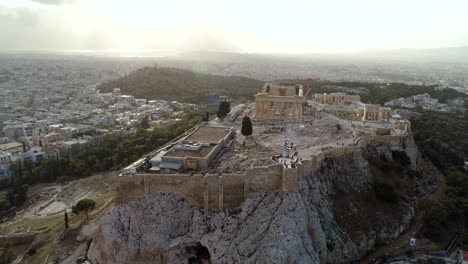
88,137 -> 433,263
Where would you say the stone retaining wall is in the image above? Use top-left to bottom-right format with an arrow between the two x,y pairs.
117,163 -> 293,212
117,135 -> 407,211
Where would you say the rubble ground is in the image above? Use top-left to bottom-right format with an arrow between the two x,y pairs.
255,112 -> 355,158
210,101 -> 405,176
1,171 -> 115,229
212,111 -> 355,173
0,171 -> 117,263
211,139 -> 277,173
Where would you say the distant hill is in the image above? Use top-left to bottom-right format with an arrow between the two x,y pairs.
97,66 -> 263,103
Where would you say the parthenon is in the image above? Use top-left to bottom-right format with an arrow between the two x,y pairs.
254,82 -> 307,120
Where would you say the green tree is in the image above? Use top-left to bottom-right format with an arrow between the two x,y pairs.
414,105 -> 423,112
373,177 -> 398,203
419,199 -> 448,239
64,211 -> 69,229
22,159 -> 34,182
140,115 -> 150,129
10,161 -> 23,183
97,66 -> 263,103
6,183 -> 28,206
0,199 -> 10,211
216,101 -> 231,120
72,199 -> 96,219
26,248 -> 36,256
241,116 -> 253,137
203,112 -> 210,121
2,241 -> 13,263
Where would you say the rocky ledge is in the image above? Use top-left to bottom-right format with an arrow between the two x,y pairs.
88,138 -> 435,263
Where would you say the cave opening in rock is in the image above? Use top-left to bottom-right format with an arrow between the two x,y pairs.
187,242 -> 211,264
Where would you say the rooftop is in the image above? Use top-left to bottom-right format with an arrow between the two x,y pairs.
0,141 -> 23,152
164,144 -> 215,158
185,126 -> 232,143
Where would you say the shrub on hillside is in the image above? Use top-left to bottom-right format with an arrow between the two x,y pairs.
373,177 -> 398,203
419,198 -> 448,239
72,199 -> 96,219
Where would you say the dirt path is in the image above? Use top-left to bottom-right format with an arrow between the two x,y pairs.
360,160 -> 446,263
426,161 -> 446,201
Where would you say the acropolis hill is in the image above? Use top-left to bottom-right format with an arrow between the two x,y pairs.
91,82 -> 433,264
117,82 -> 412,211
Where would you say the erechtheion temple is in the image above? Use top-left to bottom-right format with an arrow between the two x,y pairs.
315,92 -> 361,104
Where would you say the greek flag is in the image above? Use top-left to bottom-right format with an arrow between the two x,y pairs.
284,140 -> 290,151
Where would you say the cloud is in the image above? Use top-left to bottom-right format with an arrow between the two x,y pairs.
177,32 -> 240,53
0,0 -> 466,53
29,0 -> 75,5
0,6 -> 38,27
0,6 -> 76,50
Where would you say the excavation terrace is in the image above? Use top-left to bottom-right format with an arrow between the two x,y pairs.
117,83 -> 411,212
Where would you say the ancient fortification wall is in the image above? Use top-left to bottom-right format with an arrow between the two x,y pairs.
358,135 -> 406,149
117,135 -> 407,211
117,163 -> 299,212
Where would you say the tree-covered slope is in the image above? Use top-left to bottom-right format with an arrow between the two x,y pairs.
287,79 -> 467,104
98,66 -> 263,103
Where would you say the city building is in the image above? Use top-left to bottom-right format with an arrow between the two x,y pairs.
0,150 -> 13,179
135,99 -> 147,107
207,94 -> 229,105
13,146 -> 46,164
113,88 -> 121,95
0,141 -> 23,154
119,95 -> 135,104
32,132 -> 63,148
0,146 -> 48,179
3,123 -> 35,138
62,139 -> 88,155
93,115 -> 115,127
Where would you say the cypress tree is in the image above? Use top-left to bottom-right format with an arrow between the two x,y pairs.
216,101 -> 231,120
241,116 -> 253,137
65,211 -> 69,229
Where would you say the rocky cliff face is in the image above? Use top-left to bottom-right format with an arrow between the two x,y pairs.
88,137 -> 434,264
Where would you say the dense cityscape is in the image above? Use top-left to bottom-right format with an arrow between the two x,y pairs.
0,55 -> 203,179
1,53 -> 467,181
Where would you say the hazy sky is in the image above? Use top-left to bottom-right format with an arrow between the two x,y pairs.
1,0 -> 467,54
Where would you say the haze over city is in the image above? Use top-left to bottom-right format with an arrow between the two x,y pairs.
1,0 -> 468,54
